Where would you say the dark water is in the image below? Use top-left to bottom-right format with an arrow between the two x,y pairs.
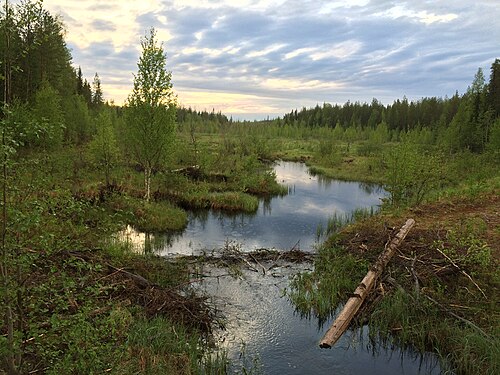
123,161 -> 386,255
121,161 -> 442,374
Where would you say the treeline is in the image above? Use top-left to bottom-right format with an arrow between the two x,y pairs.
282,60 -> 500,153
177,107 -> 229,125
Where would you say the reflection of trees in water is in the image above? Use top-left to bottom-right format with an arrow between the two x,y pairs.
262,197 -> 272,215
143,231 -> 180,254
315,174 -> 385,196
189,210 -> 210,229
359,182 -> 384,195
316,175 -> 333,189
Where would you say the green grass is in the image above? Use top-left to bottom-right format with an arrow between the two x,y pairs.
121,317 -> 229,374
288,246 -> 368,319
180,190 -> 260,212
369,289 -> 500,375
106,194 -> 188,232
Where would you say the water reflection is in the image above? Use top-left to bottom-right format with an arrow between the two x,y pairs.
123,161 -> 387,255
198,265 -> 441,375
120,162 -> 441,374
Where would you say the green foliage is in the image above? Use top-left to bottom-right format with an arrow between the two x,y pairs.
181,190 -> 259,212
486,117 -> 500,162
444,68 -> 491,153
435,217 -> 492,269
314,138 -> 343,166
31,80 -> 65,149
384,142 -> 445,206
107,195 -> 188,233
62,94 -> 93,144
91,72 -> 104,110
125,28 -> 177,201
123,317 -> 229,374
89,110 -> 120,185
316,207 -> 376,242
369,289 -> 500,375
289,246 -> 368,319
357,139 -> 382,156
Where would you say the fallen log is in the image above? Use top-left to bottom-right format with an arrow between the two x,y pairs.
319,218 -> 415,348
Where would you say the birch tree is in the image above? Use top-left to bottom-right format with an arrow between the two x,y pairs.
126,28 -> 176,201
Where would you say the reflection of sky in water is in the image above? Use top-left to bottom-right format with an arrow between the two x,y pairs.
129,162 -> 388,255
197,266 -> 441,375
122,163 -> 440,374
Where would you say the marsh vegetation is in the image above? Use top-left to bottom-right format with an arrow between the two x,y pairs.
1,1 -> 499,373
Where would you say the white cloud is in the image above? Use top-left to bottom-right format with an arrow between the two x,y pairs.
246,44 -> 287,58
40,0 -> 500,117
45,0 -> 166,50
284,47 -> 316,60
262,78 -> 344,91
310,40 -> 363,60
379,5 -> 458,25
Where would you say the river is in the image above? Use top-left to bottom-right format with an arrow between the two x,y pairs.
123,161 -> 385,255
122,161 -> 441,374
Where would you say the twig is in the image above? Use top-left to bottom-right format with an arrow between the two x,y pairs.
410,254 -> 420,298
434,247 -> 487,299
397,253 -> 426,264
241,257 -> 258,272
29,367 -> 49,374
106,264 -> 152,288
248,252 -> 266,275
96,267 -> 126,281
290,239 -> 300,251
423,294 -> 492,339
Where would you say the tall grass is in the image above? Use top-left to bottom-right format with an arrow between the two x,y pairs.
288,246 -> 368,320
122,317 -> 229,374
315,206 -> 377,241
369,289 -> 500,375
182,191 -> 259,212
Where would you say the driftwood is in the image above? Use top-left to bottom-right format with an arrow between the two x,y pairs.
319,218 -> 415,348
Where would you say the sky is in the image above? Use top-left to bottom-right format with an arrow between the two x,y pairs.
40,0 -> 499,120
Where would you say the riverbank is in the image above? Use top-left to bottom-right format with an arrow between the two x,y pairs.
290,180 -> 500,374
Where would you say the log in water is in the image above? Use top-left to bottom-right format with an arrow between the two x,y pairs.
319,218 -> 416,349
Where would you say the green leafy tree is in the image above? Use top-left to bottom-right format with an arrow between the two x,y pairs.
31,80 -> 64,149
62,94 -> 92,144
89,110 -> 119,186
76,66 -> 83,95
384,142 -> 444,206
1,2 -> 22,372
125,28 -> 176,201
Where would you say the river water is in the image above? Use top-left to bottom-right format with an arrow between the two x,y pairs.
123,161 -> 385,255
122,161 -> 442,374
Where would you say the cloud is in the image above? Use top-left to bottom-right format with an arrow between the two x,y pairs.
42,0 -> 500,117
91,19 -> 116,31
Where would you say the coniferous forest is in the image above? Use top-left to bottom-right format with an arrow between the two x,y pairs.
1,1 -> 499,374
